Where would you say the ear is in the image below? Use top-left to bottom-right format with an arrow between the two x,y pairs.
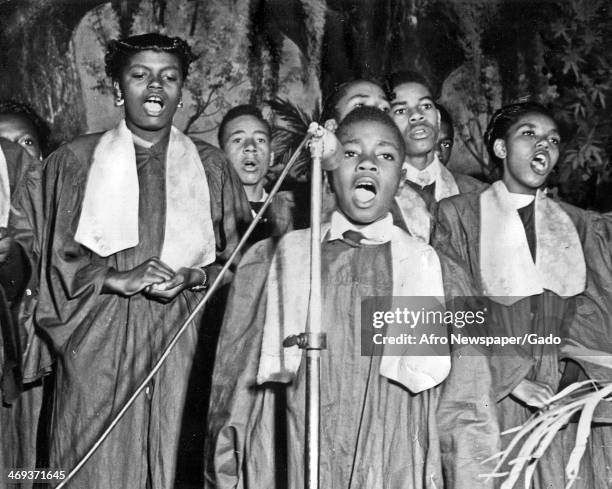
112,80 -> 122,97
493,138 -> 507,160
268,151 -> 275,166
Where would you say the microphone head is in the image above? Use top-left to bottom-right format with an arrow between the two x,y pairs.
308,120 -> 342,171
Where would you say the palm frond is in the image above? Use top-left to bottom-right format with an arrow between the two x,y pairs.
482,380 -> 612,489
266,96 -> 322,186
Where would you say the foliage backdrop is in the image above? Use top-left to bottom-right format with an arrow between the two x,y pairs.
0,0 -> 610,209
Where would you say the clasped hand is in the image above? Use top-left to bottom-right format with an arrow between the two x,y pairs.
103,257 -> 204,303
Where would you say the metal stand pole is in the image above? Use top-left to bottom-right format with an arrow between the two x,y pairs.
285,125 -> 332,489
303,127 -> 329,489
306,146 -> 323,489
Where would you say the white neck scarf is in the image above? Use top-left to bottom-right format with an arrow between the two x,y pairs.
394,184 -> 432,243
328,211 -> 394,244
403,155 -> 460,201
0,145 -> 10,227
480,181 -> 586,305
257,212 -> 450,394
75,120 -> 216,270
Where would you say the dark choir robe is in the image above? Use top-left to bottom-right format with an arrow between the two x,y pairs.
433,190 -> 612,489
0,139 -> 49,489
404,167 -> 487,212
247,190 -> 295,245
36,133 -> 251,489
206,227 -> 500,489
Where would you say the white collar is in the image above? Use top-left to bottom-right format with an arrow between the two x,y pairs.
402,155 -> 443,187
131,132 -> 154,149
507,190 -> 535,209
328,211 -> 393,244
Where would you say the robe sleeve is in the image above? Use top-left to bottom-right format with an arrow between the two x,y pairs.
434,241 -> 500,489
205,239 -> 276,489
2,141 -> 43,303
433,198 -> 535,402
36,143 -> 113,352
269,191 -> 296,237
0,141 -> 46,396
563,208 -> 612,382
437,346 -> 500,489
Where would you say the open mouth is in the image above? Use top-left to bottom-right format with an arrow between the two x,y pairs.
242,159 -> 259,172
143,94 -> 165,116
353,178 -> 378,205
409,125 -> 431,140
530,152 -> 550,176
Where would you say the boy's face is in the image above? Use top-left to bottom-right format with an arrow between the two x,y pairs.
331,120 -> 403,224
437,120 -> 453,165
221,115 -> 271,188
390,82 -> 440,158
0,113 -> 42,160
334,81 -> 390,122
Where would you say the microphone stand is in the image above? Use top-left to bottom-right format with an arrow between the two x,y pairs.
283,125 -> 329,489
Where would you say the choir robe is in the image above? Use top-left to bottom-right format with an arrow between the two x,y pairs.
404,169 -> 487,211
564,211 -> 612,487
247,190 -> 295,245
36,133 -> 251,489
432,190 -> 611,489
0,139 -> 49,489
205,229 -> 500,489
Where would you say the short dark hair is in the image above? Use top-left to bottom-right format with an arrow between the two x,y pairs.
218,104 -> 271,148
386,70 -> 436,100
484,101 -> 556,173
321,78 -> 386,122
105,33 -> 195,80
437,104 -> 454,141
337,106 -> 406,161
0,100 -> 51,156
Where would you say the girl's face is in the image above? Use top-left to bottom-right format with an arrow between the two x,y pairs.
115,50 -> 184,143
331,120 -> 403,224
0,113 -> 42,160
495,112 -> 560,195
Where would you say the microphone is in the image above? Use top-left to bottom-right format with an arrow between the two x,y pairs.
307,120 -> 342,171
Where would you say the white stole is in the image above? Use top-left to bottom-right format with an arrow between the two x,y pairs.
0,145 -> 10,227
75,120 -> 215,270
436,163 -> 461,201
257,218 -> 450,394
479,181 -> 586,305
394,185 -> 431,243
